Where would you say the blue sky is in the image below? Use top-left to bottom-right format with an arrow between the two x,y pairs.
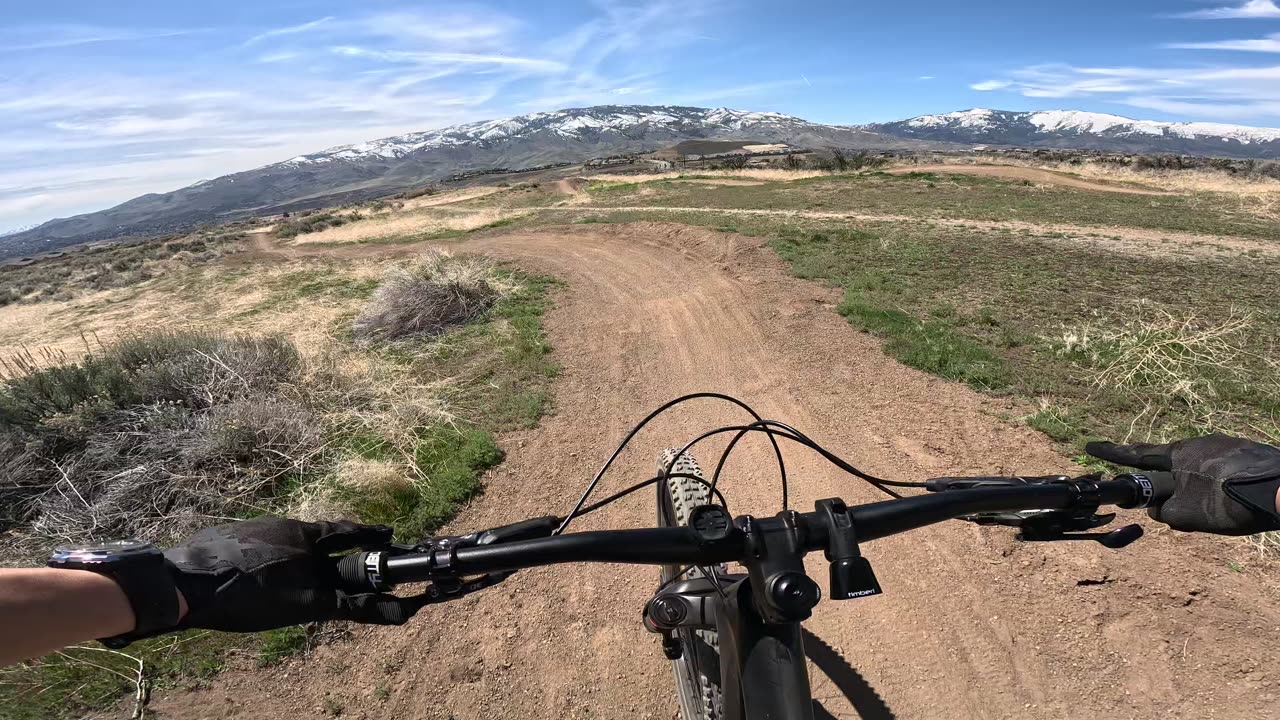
4,0 -> 1280,230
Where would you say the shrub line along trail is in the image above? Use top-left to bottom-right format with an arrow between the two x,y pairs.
160,222 -> 1280,720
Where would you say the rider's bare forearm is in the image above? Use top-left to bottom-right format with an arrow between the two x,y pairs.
0,568 -> 167,665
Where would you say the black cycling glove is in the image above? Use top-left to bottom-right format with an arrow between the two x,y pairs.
164,517 -> 429,633
1086,433 -> 1280,536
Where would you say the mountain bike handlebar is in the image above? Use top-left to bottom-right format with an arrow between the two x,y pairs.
342,472 -> 1172,589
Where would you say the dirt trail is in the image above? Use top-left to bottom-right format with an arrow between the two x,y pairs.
888,164 -> 1175,196
159,223 -> 1280,720
539,205 -> 1280,258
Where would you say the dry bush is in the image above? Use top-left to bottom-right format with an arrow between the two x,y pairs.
394,185 -> 440,200
352,250 -> 514,343
290,457 -> 411,522
305,349 -> 456,464
276,211 -> 360,239
1048,302 -> 1280,442
333,457 -> 411,492
830,148 -> 848,172
1244,531 -> 1280,558
0,330 -> 324,554
1052,303 -> 1254,408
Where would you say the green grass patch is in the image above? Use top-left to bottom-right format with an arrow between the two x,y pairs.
837,289 -> 1007,390
336,265 -> 561,540
337,425 -> 503,542
588,172 -> 1280,240
241,266 -> 379,315
257,626 -> 309,667
1025,404 -> 1089,444
0,629 -> 302,720
766,221 -> 1280,449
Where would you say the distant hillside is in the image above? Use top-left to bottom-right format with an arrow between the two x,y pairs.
0,106 -> 912,258
7,104 -> 1280,259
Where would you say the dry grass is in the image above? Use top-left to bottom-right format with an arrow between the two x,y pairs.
352,250 -> 514,343
1053,304 -> 1254,405
1040,161 -> 1280,198
0,260 -> 378,360
290,457 -> 415,522
1244,531 -> 1280,558
1049,302 -> 1275,441
400,185 -> 505,211
913,155 -> 1280,198
290,207 -> 526,245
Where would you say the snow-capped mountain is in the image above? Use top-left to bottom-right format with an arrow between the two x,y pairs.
0,223 -> 39,239
282,107 -> 821,167
867,109 -> 1280,156
1,105 -> 903,257
7,104 -> 1280,258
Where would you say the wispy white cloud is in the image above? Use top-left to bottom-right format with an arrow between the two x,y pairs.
1172,0 -> 1280,19
256,51 -> 300,63
330,46 -> 567,73
918,75 -> 935,81
0,2 -> 726,228
242,16 -> 334,46
970,62 -> 1280,119
1168,32 -> 1280,52
0,24 -> 204,52
50,113 -> 218,137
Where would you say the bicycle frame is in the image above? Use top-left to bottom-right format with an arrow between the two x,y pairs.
717,576 -> 814,720
649,571 -> 814,720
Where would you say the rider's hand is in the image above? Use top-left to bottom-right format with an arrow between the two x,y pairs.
165,517 -> 428,633
1086,434 -> 1280,536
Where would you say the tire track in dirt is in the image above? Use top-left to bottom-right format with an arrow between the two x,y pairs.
156,223 -> 1280,720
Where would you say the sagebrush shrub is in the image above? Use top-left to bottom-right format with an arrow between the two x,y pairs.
0,330 -> 322,551
352,250 -> 512,343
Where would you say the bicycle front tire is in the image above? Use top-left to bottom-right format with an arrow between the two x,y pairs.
656,448 -> 726,720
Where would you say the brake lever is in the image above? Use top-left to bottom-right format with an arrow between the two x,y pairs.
926,475 -> 1070,492
953,472 -> 1146,550
962,509 -> 1144,549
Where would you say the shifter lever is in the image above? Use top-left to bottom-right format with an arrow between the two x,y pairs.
1026,524 -> 1144,549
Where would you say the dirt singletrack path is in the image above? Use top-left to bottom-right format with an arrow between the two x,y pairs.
157,223 -> 1280,720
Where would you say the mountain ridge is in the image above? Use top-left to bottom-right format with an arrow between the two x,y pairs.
5,104 -> 1279,258
867,108 -> 1280,154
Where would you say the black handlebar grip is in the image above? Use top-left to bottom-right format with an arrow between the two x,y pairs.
336,551 -> 376,591
1115,471 -> 1176,509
